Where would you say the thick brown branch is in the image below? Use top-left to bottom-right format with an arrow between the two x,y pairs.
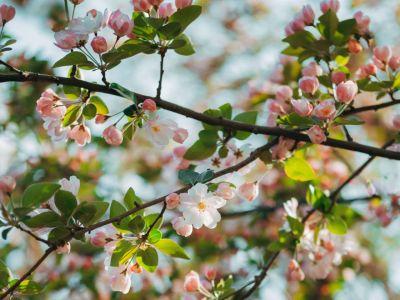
0,73 -> 400,160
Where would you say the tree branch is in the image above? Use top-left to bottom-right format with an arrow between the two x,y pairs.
0,72 -> 399,160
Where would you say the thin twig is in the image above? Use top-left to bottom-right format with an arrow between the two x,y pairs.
156,49 -> 167,99
13,223 -> 50,245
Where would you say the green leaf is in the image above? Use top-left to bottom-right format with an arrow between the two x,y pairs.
89,96 -> 109,114
283,30 -> 316,49
199,130 -> 219,146
277,113 -> 317,127
233,111 -> 258,140
287,216 -> 304,237
53,52 -> 93,68
219,103 -> 232,119
393,72 -> 400,89
284,157 -> 316,182
198,169 -> 214,183
0,260 -> 10,289
306,185 -> 331,213
267,241 -> 285,252
110,200 -> 130,231
82,103 -> 97,120
334,116 -> 364,125
63,85 -> 81,100
184,140 -> 217,160
144,214 -> 163,230
158,22 -> 182,40
337,18 -> 357,36
111,240 -> 138,267
73,201 -> 109,226
21,183 -> 61,208
169,5 -> 202,33
173,34 -> 195,56
136,247 -> 158,272
128,215 -> 145,234
54,190 -> 77,218
318,10 -> 339,41
110,83 -> 138,108
327,215 -> 347,235
8,279 -> 42,295
124,188 -> 143,210
47,227 -> 70,242
63,104 -> 82,127
178,169 -> 200,185
153,239 -> 190,259
24,211 -> 63,228
148,229 -> 162,244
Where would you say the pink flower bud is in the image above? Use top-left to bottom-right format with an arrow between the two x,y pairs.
301,5 -> 315,25
54,30 -> 81,50
68,124 -> 91,146
142,98 -> 157,112
291,99 -> 313,117
215,183 -> 235,200
307,125 -> 327,144
0,4 -> 15,24
287,259 -> 305,282
290,18 -> 305,32
354,11 -> 370,34
238,182 -> 259,202
275,85 -> 293,101
393,114 -> 400,130
90,231 -> 108,247
110,272 -> 131,294
271,137 -> 295,160
358,63 -> 377,79
284,24 -> 294,36
70,0 -> 85,4
348,39 -> 362,54
331,71 -> 346,85
56,242 -> 71,254
299,76 -> 319,95
173,128 -> 188,144
302,62 -> 322,77
173,146 -> 186,158
148,0 -> 164,5
336,80 -> 358,104
108,10 -> 134,37
171,217 -> 193,237
204,266 -> 217,281
91,36 -> 108,54
313,99 -> 336,120
389,56 -> 400,70
176,0 -> 192,9
95,114 -> 108,124
36,89 -> 66,119
103,126 -> 123,146
158,3 -> 176,18
320,0 -> 340,13
166,193 -> 180,209
0,176 -> 16,193
132,0 -> 152,12
373,46 -> 392,63
184,271 -> 201,292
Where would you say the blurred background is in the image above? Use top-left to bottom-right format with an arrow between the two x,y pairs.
1,0 -> 400,299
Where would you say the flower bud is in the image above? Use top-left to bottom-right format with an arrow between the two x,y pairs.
348,39 -> 362,54
103,126 -> 124,146
291,99 -> 313,117
0,176 -> 16,194
173,128 -> 188,144
331,71 -> 346,85
302,62 -> 322,77
336,80 -> 358,104
171,217 -> 193,237
204,266 -> 217,281
373,46 -> 392,63
91,36 -> 108,54
158,3 -> 176,18
320,0 -> 340,13
184,271 -> 201,292
142,98 -> 157,112
238,182 -> 259,202
275,85 -> 293,101
301,5 -> 315,25
176,0 -> 192,9
90,231 -> 108,247
166,193 -> 180,209
313,99 -> 336,120
95,114 -> 109,124
299,76 -> 319,95
307,125 -> 327,144
389,56 -> 400,70
215,183 -> 235,200
0,4 -> 15,24
108,10 -> 134,37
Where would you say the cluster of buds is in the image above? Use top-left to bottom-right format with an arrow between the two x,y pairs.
132,0 -> 192,18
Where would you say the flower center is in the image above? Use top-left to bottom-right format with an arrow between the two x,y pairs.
151,125 -> 161,133
197,201 -> 207,211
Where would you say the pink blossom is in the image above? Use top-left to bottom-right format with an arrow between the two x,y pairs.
302,62 -> 322,77
287,259 -> 305,281
331,71 -> 346,85
275,85 -> 293,101
299,76 -> 319,95
389,56 -> 400,70
320,0 -> 340,13
91,36 -> 108,54
393,114 -> 400,130
348,39 -> 362,54
301,5 -> 315,25
313,99 -> 336,120
238,182 -> 259,202
56,243 -> 71,254
176,0 -> 192,9
166,193 -> 180,209
358,63 -> 377,79
307,125 -> 327,144
354,11 -> 370,34
43,118 -> 70,142
0,176 -> 16,194
36,89 -> 66,119
173,128 -> 188,144
284,24 -> 294,36
173,146 -> 186,158
0,4 -> 15,24
336,80 -> 358,104
291,99 -> 313,117
108,10 -> 134,37
184,271 -> 201,292
289,18 -> 305,32
68,124 -> 91,146
373,46 -> 392,63
171,217 -> 193,237
103,126 -> 123,146
54,30 -> 82,50
145,116 -> 177,146
130,263 -> 143,274
109,270 -> 131,294
215,183 -> 235,200
132,0 -> 152,12
142,98 -> 157,112
95,114 -> 108,124
148,0 -> 164,5
271,137 -> 296,160
70,0 -> 85,4
90,231 -> 108,247
158,3 -> 176,18
204,266 -> 217,281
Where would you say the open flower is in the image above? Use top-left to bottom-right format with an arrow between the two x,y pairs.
179,183 -> 226,229
108,10 -> 134,37
144,116 -> 177,146
312,99 -> 336,120
69,124 -> 91,146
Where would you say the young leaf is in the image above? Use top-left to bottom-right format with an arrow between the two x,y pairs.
169,5 -> 202,33
123,188 -> 143,210
284,157 -> 316,182
128,215 -> 145,234
53,52 -> 93,68
21,183 -> 61,208
136,247 -> 158,272
148,229 -> 162,244
111,240 -> 138,267
172,34 -> 195,56
153,239 -> 190,259
54,190 -> 77,218
233,111 -> 258,140
82,103 -> 97,120
184,140 -> 217,160
327,215 -> 347,235
89,96 -> 109,115
23,211 -> 63,228
8,279 -> 42,295
0,259 -> 11,289
63,105 -> 82,127
144,214 -> 163,230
